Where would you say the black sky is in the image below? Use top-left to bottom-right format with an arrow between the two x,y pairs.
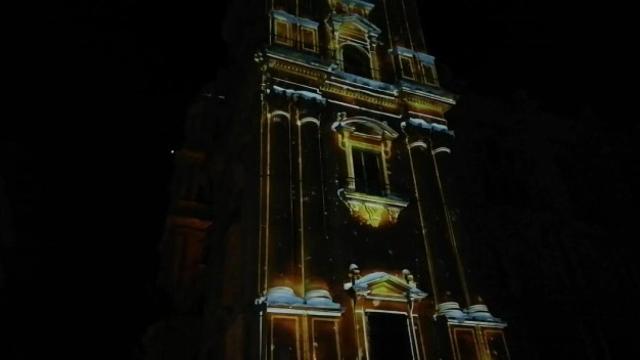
3,0 -> 636,358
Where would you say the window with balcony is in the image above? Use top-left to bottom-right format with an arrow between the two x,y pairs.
333,116 -> 408,227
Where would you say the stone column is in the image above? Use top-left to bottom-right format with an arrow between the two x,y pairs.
294,99 -> 331,301
431,133 -> 487,312
402,121 -> 465,311
265,99 -> 299,296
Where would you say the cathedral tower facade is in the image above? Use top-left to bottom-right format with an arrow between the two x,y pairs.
160,1 -> 510,359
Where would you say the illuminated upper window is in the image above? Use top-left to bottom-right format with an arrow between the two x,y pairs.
333,116 -> 395,195
400,56 -> 415,80
271,10 -> 319,51
422,64 -> 437,85
301,27 -> 318,52
333,115 -> 408,227
274,19 -> 292,46
395,47 -> 439,86
328,11 -> 382,79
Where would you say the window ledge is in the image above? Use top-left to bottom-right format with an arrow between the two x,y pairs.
331,70 -> 398,94
338,188 -> 409,227
398,80 -> 456,105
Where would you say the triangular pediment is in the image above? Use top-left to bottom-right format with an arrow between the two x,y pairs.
344,272 -> 427,301
369,280 -> 408,297
331,14 -> 382,37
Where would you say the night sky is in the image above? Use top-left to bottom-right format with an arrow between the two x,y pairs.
2,1 -> 636,358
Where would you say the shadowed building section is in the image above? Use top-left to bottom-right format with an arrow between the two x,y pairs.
0,175 -> 12,290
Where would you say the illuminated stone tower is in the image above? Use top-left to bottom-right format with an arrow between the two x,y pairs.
159,1 -> 510,359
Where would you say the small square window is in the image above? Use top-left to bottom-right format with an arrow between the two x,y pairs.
274,20 -> 292,46
301,27 -> 317,52
400,56 -> 415,80
423,64 -> 436,85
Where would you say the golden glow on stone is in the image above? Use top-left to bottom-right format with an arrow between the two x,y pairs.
345,198 -> 388,227
340,190 -> 408,228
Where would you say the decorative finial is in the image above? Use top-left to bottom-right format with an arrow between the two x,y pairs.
253,51 -> 265,64
348,264 -> 361,286
402,269 -> 416,287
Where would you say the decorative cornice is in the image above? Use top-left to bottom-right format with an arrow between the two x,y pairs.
259,286 -> 342,311
269,58 -> 325,81
321,82 -> 398,110
402,118 -> 451,134
400,82 -> 456,106
338,189 -> 409,227
436,302 -> 507,328
265,52 -> 456,116
270,85 -> 327,105
404,93 -> 453,115
393,46 -> 436,65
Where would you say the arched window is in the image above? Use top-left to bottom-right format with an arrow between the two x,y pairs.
341,44 -> 371,78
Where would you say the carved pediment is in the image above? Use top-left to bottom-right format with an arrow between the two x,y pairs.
330,14 -> 382,38
338,189 -> 409,228
344,272 -> 427,301
334,116 -> 399,139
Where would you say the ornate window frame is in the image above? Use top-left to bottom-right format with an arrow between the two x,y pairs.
421,63 -> 437,86
271,10 -> 319,50
329,13 -> 382,80
332,115 -> 408,227
400,55 -> 416,80
394,47 -> 440,86
344,269 -> 428,359
273,18 -> 293,46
